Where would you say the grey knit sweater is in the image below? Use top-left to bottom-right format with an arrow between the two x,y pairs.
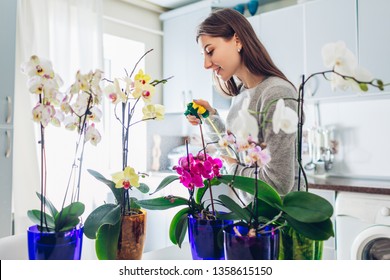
206,76 -> 303,199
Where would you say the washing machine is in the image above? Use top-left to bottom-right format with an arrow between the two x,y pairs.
335,192 -> 390,260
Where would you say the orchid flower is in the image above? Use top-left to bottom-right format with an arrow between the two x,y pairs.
142,104 -> 165,120
85,124 -> 101,146
112,166 -> 140,189
322,41 -> 374,91
230,97 -> 259,143
272,99 -> 298,134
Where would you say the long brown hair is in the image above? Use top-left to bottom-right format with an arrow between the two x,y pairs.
197,8 -> 291,96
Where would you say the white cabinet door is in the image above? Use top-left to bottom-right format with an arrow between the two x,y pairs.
305,0 -> 357,99
358,0 -> 390,94
258,4 -> 305,88
163,15 -> 188,113
162,6 -> 212,113
0,0 -> 17,237
309,188 -> 336,260
185,8 -> 213,106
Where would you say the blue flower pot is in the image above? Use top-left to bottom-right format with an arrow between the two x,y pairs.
188,214 -> 233,260
27,224 -> 83,260
223,224 -> 279,260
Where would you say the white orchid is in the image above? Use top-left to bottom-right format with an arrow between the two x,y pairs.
272,99 -> 298,134
322,41 -> 373,91
230,97 -> 259,143
85,124 -> 101,146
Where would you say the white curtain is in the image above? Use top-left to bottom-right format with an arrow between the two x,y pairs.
14,0 -> 105,234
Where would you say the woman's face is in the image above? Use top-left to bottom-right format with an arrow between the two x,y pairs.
198,35 -> 242,82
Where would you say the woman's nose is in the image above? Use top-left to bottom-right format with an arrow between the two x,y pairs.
204,56 -> 213,69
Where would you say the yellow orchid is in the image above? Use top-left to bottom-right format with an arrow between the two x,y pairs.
112,166 -> 140,189
134,69 -> 151,84
142,104 -> 165,120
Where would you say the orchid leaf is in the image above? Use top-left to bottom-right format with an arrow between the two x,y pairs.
84,203 -> 121,239
284,214 -> 334,241
218,194 -> 251,223
280,191 -> 333,223
217,175 -> 282,206
137,183 -> 150,194
169,207 -> 190,246
195,184 -> 208,204
88,169 -> 122,204
137,196 -> 188,210
54,202 -> 85,232
35,192 -> 58,218
149,175 -> 179,195
95,220 -> 121,260
130,197 -> 141,210
27,210 -> 55,229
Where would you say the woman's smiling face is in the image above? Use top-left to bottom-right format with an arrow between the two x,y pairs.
198,34 -> 242,82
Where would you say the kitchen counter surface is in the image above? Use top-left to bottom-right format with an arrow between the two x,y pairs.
307,175 -> 390,195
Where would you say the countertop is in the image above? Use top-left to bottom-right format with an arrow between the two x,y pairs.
307,175 -> 390,195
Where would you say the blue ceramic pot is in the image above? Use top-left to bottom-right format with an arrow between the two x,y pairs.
188,214 -> 233,260
27,224 -> 83,260
223,224 -> 279,260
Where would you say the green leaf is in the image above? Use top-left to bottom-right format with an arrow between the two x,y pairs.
216,211 -> 240,221
130,197 -> 141,210
149,175 -> 179,195
137,183 -> 150,194
54,202 -> 85,232
284,214 -> 334,241
218,194 -> 251,223
84,203 -> 121,239
169,207 -> 190,246
218,175 -> 282,206
88,169 -> 122,204
194,184 -> 208,204
95,220 -> 121,260
27,210 -> 55,229
35,192 -> 58,218
137,196 -> 188,210
280,191 -> 333,223
247,199 -> 281,221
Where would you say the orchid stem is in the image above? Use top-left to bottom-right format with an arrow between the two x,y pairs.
205,117 -> 234,157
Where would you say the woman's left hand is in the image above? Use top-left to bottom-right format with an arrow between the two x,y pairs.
220,155 -> 238,166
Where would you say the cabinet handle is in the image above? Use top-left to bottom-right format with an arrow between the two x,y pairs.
5,130 -> 11,158
6,96 -> 12,124
188,90 -> 193,102
181,91 -> 186,109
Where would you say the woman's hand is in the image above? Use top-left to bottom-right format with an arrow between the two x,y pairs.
220,155 -> 238,166
185,99 -> 216,126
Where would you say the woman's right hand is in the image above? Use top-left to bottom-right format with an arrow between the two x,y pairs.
185,99 -> 215,126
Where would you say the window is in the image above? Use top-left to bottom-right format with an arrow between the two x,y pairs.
103,34 -> 147,172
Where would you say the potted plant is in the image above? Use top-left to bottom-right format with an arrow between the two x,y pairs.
83,50 -> 170,260
21,55 -> 103,260
214,40 -> 389,260
137,103 -> 234,260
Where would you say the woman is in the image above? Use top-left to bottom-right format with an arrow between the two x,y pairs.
186,8 -> 302,196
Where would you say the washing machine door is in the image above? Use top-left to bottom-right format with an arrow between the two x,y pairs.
351,226 -> 390,260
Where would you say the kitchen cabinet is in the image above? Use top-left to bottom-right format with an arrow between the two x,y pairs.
0,0 -> 17,237
304,0 -> 357,100
309,188 -> 336,260
161,2 -> 212,113
256,4 -> 305,88
358,0 -> 390,94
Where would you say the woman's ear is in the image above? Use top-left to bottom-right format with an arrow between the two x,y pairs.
234,33 -> 243,51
